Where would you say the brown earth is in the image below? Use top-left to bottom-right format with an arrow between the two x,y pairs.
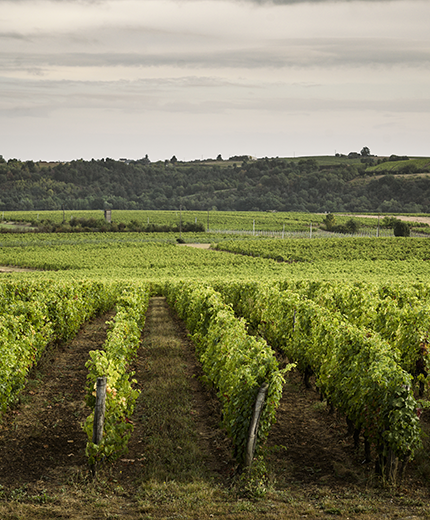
178,243 -> 212,249
0,266 -> 35,273
0,299 -> 235,517
0,311 -> 115,488
339,214 -> 430,226
0,298 -> 429,518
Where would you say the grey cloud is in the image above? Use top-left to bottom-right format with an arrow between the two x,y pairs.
1,37 -> 429,72
0,106 -> 55,118
1,75 -> 429,117
248,96 -> 430,113
0,0 -> 103,3
158,95 -> 430,114
0,32 -> 31,41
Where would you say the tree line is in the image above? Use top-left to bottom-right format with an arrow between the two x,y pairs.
0,155 -> 429,213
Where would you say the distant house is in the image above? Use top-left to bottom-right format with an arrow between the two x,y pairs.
119,158 -> 131,164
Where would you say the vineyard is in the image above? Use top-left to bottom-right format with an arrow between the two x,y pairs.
1,221 -> 430,518
2,208 -> 429,235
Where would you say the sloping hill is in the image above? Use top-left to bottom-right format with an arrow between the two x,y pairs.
1,155 -> 429,213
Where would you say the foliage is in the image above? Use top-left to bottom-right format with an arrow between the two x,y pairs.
163,281 -> 293,464
215,281 -> 422,468
1,227 -> 430,481
394,220 -> 411,237
322,214 -> 359,234
0,280 -> 119,412
1,155 -> 430,212
84,284 -> 150,464
322,213 -> 336,231
381,216 -> 399,228
28,217 -> 205,234
214,236 -> 430,262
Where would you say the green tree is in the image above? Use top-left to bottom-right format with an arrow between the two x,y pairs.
393,220 -> 411,237
322,213 -> 336,231
345,218 -> 359,233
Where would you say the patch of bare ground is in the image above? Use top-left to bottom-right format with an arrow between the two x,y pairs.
177,243 -> 212,249
0,311 -> 114,487
0,266 -> 35,272
266,370 -> 364,487
266,368 -> 430,515
339,214 -> 430,226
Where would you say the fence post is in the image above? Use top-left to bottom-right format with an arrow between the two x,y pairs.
245,382 -> 269,467
90,376 -> 107,475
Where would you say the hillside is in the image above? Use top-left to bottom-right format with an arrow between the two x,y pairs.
1,154 -> 429,213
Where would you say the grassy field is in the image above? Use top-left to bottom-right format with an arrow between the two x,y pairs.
367,157 -> 430,174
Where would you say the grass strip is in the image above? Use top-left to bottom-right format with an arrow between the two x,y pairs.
135,296 -> 231,516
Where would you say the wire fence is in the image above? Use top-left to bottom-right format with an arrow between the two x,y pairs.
208,228 -> 395,238
207,228 -> 429,239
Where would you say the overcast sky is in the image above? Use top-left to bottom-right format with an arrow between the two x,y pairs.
1,0 -> 429,162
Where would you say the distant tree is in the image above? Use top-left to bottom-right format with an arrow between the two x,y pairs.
216,154 -> 223,161
388,155 -> 409,162
361,146 -> 371,157
393,220 -> 411,237
345,218 -> 359,233
170,155 -> 178,164
322,212 -> 336,231
25,160 -> 37,173
381,216 -> 399,228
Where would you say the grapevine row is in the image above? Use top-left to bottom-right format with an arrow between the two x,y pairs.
0,280 -> 119,413
214,236 -> 430,262
83,283 -> 150,464
215,281 -> 422,481
277,280 -> 430,389
163,281 -> 292,464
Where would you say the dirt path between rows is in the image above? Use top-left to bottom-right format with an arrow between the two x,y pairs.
0,266 -> 35,272
0,311 -> 114,488
178,243 -> 211,249
339,214 -> 430,226
0,298 -> 235,517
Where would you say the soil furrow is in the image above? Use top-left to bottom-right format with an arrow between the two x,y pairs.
0,311 -> 114,488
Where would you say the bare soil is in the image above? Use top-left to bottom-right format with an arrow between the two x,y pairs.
0,266 -> 35,273
1,298 -> 430,519
177,243 -> 212,249
0,311 -> 115,488
339,214 -> 430,226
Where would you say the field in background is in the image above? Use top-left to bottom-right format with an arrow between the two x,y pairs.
2,209 -> 430,235
1,232 -> 430,284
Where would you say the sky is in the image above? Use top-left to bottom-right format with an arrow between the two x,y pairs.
0,0 -> 429,162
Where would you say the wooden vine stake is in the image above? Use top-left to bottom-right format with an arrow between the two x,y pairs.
90,376 -> 107,476
245,382 -> 269,467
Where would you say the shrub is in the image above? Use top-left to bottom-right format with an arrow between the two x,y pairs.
394,220 -> 411,237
